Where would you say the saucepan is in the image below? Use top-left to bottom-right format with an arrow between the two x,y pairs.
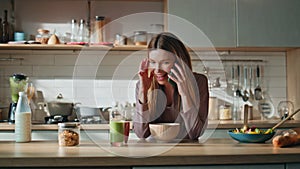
74,106 -> 110,124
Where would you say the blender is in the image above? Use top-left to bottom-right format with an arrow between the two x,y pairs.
8,74 -> 28,123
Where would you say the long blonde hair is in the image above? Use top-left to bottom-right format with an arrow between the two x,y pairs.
147,32 -> 199,118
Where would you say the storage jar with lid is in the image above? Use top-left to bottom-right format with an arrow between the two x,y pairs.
219,104 -> 232,120
133,31 -> 147,46
58,122 -> 80,146
94,16 -> 105,43
35,29 -> 50,44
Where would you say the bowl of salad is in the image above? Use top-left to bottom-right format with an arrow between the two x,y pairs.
228,126 -> 275,143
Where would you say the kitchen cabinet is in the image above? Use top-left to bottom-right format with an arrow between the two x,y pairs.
237,0 -> 300,47
286,163 -> 300,169
167,0 -> 236,47
1,138 -> 300,168
133,164 -> 284,169
2,0 -> 164,42
167,0 -> 300,47
287,49 -> 300,120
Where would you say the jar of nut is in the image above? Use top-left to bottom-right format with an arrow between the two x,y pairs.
58,122 -> 80,146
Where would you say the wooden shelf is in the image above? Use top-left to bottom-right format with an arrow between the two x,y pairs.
0,44 -> 298,52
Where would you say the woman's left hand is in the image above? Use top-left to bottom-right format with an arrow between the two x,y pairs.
167,63 -> 189,97
168,62 -> 197,112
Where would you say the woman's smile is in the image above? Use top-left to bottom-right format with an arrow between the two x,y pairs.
155,73 -> 168,81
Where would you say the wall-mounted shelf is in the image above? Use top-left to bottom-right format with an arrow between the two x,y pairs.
0,44 -> 297,52
0,57 -> 24,61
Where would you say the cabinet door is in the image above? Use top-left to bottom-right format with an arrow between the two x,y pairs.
167,0 -> 236,47
286,163 -> 300,169
133,164 -> 284,169
237,0 -> 300,47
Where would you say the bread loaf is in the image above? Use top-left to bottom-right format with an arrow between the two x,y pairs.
48,34 -> 60,44
272,128 -> 300,147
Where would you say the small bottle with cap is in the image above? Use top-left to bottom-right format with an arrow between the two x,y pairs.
70,19 -> 78,42
78,19 -> 86,42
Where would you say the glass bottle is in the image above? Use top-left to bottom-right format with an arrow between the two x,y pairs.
70,19 -> 77,42
2,10 -> 9,43
0,18 -> 2,43
78,19 -> 86,42
15,92 -> 32,143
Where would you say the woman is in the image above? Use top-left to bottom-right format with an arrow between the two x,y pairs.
133,32 -> 209,140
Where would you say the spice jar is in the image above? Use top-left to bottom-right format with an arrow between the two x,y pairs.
58,122 -> 80,146
133,31 -> 147,46
94,16 -> 105,43
219,104 -> 232,120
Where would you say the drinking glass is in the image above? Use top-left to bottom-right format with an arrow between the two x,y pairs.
277,101 -> 294,120
109,103 -> 130,146
26,82 -> 35,103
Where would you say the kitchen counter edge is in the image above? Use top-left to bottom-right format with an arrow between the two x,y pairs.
1,120 -> 299,131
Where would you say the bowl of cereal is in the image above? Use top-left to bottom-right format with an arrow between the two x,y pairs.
149,123 -> 180,142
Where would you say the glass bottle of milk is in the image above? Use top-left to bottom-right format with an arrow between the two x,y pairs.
15,92 -> 32,142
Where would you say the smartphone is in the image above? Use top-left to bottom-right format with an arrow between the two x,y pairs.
168,77 -> 177,87
168,62 -> 178,87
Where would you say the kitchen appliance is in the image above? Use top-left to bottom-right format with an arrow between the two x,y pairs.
8,74 -> 28,123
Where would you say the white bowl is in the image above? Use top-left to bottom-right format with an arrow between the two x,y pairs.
149,123 -> 180,142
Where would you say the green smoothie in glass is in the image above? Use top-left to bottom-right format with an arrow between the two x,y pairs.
110,120 -> 124,146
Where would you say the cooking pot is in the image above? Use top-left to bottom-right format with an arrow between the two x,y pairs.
46,102 -> 74,116
43,102 -> 77,124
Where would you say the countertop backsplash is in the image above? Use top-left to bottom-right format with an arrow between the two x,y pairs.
0,50 -> 286,120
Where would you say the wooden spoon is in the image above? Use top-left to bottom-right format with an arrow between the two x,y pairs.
242,104 -> 249,131
266,108 -> 300,134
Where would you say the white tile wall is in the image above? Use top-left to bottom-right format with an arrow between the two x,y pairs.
191,51 -> 287,118
0,50 -> 287,120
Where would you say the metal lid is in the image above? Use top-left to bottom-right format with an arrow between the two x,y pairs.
11,73 -> 27,81
58,122 -> 80,128
95,16 -> 105,21
134,31 -> 147,35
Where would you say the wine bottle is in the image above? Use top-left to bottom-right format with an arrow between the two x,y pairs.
0,17 -> 3,43
2,10 -> 9,43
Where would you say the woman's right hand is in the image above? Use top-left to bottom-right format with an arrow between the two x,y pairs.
138,58 -> 153,103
